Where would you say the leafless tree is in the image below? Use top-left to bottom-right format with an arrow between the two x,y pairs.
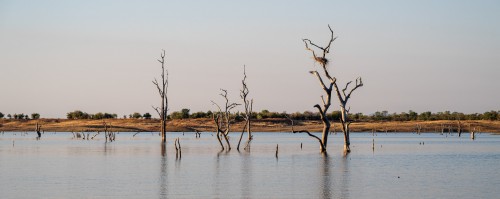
330,53 -> 363,152
302,25 -> 363,153
152,49 -> 169,143
212,89 -> 240,151
299,25 -> 337,153
237,66 -> 253,151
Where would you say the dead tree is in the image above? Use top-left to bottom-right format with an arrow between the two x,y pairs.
333,76 -> 363,153
103,121 -> 109,142
35,122 -> 42,140
212,89 -> 240,151
152,49 -> 169,143
174,137 -> 181,159
300,25 -> 337,153
303,25 -> 363,153
237,66 -> 254,151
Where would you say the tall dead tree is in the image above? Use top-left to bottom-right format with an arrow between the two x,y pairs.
299,25 -> 337,153
302,25 -> 363,153
212,89 -> 240,151
237,66 -> 253,151
152,49 -> 169,143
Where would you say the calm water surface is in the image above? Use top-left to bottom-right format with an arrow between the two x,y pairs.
1,131 -> 499,199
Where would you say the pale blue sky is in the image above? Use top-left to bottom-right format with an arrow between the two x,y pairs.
1,0 -> 499,118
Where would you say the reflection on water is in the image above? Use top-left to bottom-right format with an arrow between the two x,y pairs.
159,143 -> 167,199
1,132 -> 499,198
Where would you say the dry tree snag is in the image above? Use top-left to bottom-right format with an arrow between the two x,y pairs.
35,122 -> 42,140
332,76 -> 363,153
237,66 -> 253,151
212,89 -> 240,151
303,25 -> 363,153
457,119 -> 462,137
152,49 -> 169,143
300,25 -> 337,153
174,137 -> 181,159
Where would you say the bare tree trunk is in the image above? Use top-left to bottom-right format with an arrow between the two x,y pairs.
213,114 -> 225,150
237,122 -> 248,151
153,49 -> 169,143
223,130 -> 231,150
340,106 -> 350,152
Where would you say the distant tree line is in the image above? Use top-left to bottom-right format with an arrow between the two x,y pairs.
65,110 -> 152,120
165,109 -> 500,121
66,110 -> 118,119
125,112 -> 152,119
1,110 -> 498,121
0,112 -> 40,120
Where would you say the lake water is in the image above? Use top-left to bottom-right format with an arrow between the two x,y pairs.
1,131 -> 499,199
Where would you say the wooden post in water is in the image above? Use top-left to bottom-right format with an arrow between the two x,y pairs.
457,120 -> 462,137
275,144 -> 278,159
372,139 -> 375,152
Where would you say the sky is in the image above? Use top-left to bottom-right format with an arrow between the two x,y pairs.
1,0 -> 499,118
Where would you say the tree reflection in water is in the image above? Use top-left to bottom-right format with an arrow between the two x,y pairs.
159,142 -> 167,199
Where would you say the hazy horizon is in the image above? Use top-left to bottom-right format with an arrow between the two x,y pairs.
1,1 -> 499,118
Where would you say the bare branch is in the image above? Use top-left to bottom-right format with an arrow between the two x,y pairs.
345,77 -> 363,103
342,81 -> 352,98
314,104 -> 324,116
302,25 -> 338,67
321,95 -> 326,107
152,106 -> 161,117
211,100 -> 223,113
323,25 -> 337,56
286,116 -> 325,150
310,71 -> 328,92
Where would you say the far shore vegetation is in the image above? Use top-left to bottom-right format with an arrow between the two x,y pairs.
1,109 -> 499,133
1,109 -> 499,121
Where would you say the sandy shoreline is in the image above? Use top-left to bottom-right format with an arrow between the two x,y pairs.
1,118 -> 499,133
